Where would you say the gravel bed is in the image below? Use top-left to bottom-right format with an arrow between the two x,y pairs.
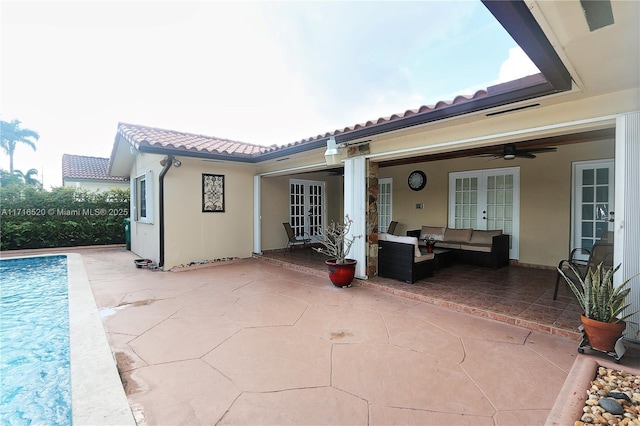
578,366 -> 640,425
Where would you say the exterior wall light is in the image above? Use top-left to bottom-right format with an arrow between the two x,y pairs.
324,137 -> 341,165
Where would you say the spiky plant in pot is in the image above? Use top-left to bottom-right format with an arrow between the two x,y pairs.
558,262 -> 638,352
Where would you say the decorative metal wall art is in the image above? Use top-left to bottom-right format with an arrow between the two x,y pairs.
202,173 -> 225,212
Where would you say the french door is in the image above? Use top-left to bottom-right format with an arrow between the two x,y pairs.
449,167 -> 520,259
378,178 -> 393,233
289,179 -> 325,241
572,160 -> 614,260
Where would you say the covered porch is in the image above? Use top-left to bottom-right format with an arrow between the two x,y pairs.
257,247 -> 583,339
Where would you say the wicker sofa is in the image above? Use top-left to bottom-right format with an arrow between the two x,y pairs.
406,226 -> 510,269
377,234 -> 435,283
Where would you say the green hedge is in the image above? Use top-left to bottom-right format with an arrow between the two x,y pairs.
0,185 -> 130,250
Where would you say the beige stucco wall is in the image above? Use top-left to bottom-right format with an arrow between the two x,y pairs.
129,153 -> 163,264
162,157 -> 256,269
378,138 -> 614,267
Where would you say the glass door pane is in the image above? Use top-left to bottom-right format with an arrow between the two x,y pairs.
290,179 -> 326,241
573,161 -> 614,259
453,176 -> 478,229
378,178 -> 392,233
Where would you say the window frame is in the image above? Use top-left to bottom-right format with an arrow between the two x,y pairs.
132,171 -> 153,224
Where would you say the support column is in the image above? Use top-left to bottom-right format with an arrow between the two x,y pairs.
253,175 -> 262,255
344,156 -> 367,279
615,111 -> 640,341
367,161 -> 379,278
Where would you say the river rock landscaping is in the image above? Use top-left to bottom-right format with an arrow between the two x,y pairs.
578,366 -> 640,425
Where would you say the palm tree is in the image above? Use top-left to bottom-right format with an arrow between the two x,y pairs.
0,119 -> 40,173
13,168 -> 41,186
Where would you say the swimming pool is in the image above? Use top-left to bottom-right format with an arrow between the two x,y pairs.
0,255 -> 71,424
0,252 -> 135,425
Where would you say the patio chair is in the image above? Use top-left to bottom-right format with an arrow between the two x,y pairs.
282,222 -> 311,253
386,221 -> 398,235
553,240 -> 614,300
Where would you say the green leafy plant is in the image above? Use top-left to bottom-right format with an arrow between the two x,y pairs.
0,184 -> 129,250
558,262 -> 639,323
313,215 -> 361,264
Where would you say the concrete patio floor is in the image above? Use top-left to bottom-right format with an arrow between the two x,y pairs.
9,245 -> 640,424
60,246 -> 588,426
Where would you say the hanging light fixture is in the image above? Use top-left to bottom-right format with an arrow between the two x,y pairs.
324,137 -> 341,165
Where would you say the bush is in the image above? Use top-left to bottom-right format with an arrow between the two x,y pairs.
0,185 -> 130,250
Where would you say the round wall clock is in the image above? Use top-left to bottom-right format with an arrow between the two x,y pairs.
408,170 -> 427,191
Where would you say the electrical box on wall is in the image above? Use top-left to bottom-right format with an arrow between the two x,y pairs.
416,203 -> 424,209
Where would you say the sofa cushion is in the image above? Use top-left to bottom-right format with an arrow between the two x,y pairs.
415,253 -> 435,262
419,226 -> 445,241
384,234 -> 422,258
469,230 -> 502,245
443,228 -> 473,243
460,244 -> 493,253
437,242 -> 462,250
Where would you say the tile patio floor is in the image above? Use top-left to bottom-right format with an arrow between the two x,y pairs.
258,247 -> 585,340
7,246 -> 639,425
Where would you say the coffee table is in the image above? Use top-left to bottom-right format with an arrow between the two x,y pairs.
420,247 -> 453,269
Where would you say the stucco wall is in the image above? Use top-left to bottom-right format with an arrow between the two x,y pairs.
378,138 -> 614,267
259,175 -> 290,251
129,153 -> 163,263
162,158 -> 255,269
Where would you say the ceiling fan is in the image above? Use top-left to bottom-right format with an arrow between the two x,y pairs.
474,143 -> 557,160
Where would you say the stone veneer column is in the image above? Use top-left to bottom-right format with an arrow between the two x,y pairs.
366,160 -> 379,278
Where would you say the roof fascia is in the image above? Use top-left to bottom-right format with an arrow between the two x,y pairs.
137,145 -> 259,163
137,139 -> 330,163
481,0 -> 572,91
261,79 -> 556,159
324,80 -> 556,144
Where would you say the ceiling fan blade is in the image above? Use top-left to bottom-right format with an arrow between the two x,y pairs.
515,152 -> 537,159
523,147 -> 557,154
471,153 -> 502,160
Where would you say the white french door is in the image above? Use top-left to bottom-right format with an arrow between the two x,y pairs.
449,167 -> 520,259
572,160 -> 614,261
289,179 -> 325,241
378,178 -> 393,233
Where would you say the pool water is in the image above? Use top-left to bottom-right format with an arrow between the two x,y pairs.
0,256 -> 72,425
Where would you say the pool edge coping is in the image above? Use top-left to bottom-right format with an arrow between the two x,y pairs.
67,253 -> 136,425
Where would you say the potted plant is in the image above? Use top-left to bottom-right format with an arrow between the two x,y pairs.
558,262 -> 638,352
313,215 -> 361,287
423,234 -> 436,253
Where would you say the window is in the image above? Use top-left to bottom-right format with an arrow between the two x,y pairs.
132,171 -> 153,223
139,177 -> 147,218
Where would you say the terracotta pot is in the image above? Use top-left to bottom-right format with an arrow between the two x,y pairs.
580,314 -> 626,352
325,259 -> 357,288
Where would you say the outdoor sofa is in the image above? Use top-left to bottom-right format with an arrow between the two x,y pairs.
377,233 -> 435,283
406,226 -> 510,269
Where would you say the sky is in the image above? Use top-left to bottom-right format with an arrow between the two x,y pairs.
1,0 -> 539,189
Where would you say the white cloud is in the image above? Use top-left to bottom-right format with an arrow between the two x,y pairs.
497,47 -> 540,83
